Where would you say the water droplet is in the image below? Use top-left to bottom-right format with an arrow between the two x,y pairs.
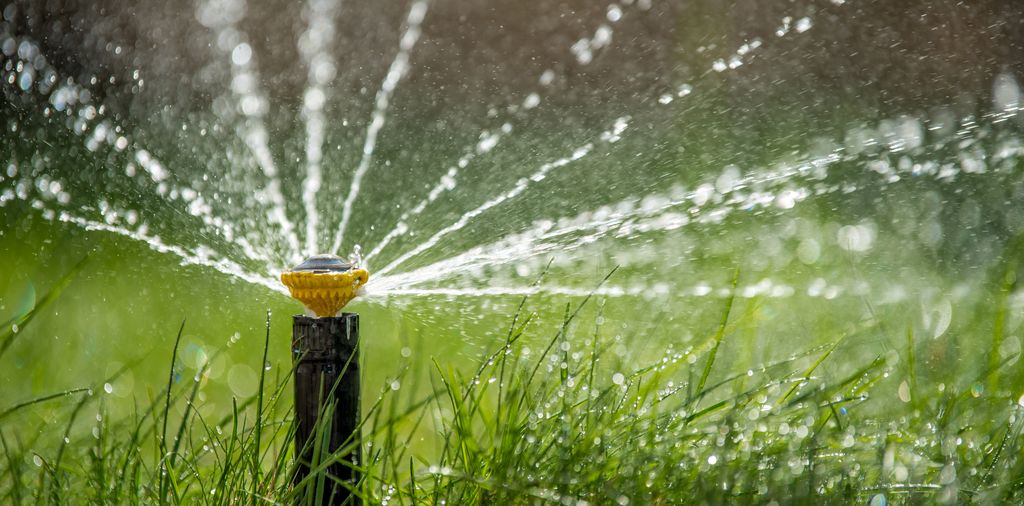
231,43 -> 252,66
607,5 -> 622,23
612,372 -> 625,385
538,69 -> 555,86
939,463 -> 957,484
305,88 -> 325,110
795,17 -> 813,33
18,70 -> 33,91
893,464 -> 908,482
522,93 -> 540,110
897,380 -> 911,403
970,383 -> 984,398
103,382 -> 113,394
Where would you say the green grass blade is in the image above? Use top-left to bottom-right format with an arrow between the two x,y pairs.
694,267 -> 740,400
158,319 -> 186,505
0,255 -> 88,361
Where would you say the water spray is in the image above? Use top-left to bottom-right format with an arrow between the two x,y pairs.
281,254 -> 369,504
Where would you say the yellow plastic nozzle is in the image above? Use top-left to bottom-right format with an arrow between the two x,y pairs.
281,255 -> 369,317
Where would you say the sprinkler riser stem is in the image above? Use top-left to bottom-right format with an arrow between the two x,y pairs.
291,314 -> 361,506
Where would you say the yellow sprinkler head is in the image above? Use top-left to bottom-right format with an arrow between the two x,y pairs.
281,254 -> 370,317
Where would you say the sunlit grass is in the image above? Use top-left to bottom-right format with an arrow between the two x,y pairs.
1,265 -> 1023,505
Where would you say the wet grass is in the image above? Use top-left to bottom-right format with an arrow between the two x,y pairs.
1,267 -> 1024,505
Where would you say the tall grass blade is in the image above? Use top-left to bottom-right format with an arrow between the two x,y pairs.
0,256 -> 88,361
695,267 -> 740,400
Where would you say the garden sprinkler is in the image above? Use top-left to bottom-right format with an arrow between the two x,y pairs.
281,254 -> 368,505
281,255 -> 369,317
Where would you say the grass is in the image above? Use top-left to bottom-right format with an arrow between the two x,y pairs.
1,266 -> 1024,505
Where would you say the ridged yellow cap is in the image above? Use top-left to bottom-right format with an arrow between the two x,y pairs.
281,255 -> 369,317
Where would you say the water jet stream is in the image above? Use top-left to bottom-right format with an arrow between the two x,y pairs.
369,106 -> 1023,293
364,124 -> 511,262
365,0 -> 643,263
200,0 -> 303,262
374,117 -> 629,277
366,4 -> 829,269
331,0 -> 429,254
0,32 -> 274,265
6,0 -> 1021,313
298,0 -> 342,256
57,211 -> 281,292
5,164 -> 280,287
366,278 -> 880,301
7,98 -> 1021,305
